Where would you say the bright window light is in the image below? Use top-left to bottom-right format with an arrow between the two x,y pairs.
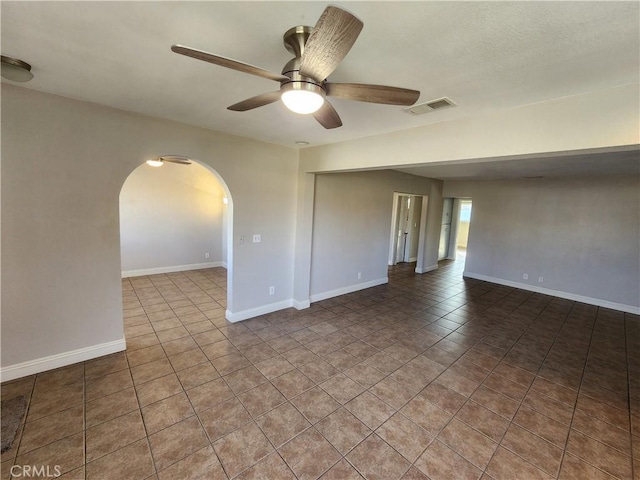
281,90 -> 324,114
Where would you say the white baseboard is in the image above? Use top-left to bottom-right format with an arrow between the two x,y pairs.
122,261 -> 223,278
463,271 -> 640,315
0,338 -> 126,382
292,299 -> 311,310
415,264 -> 438,274
310,277 -> 388,303
409,256 -> 418,262
226,299 -> 294,323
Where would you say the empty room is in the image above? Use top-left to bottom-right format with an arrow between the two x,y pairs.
1,2 -> 639,480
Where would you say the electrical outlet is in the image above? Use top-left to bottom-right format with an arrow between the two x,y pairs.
538,277 -> 544,283
253,234 -> 261,243
269,286 -> 275,295
357,272 -> 362,280
523,273 -> 528,280
205,252 -> 210,259
238,236 -> 244,245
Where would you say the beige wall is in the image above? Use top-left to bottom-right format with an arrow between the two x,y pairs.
310,171 -> 442,299
1,85 -> 298,373
444,175 -> 640,311
120,161 -> 227,274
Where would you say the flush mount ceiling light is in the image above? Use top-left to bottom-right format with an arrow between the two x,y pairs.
1,55 -> 34,82
145,155 -> 192,167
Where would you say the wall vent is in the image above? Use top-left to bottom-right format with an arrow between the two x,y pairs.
404,97 -> 456,115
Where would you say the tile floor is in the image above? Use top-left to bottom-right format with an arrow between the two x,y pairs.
1,260 -> 638,479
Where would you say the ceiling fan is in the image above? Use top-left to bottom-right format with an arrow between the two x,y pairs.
171,6 -> 420,129
146,155 -> 192,167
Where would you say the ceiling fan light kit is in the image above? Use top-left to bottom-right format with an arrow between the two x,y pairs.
171,6 -> 420,129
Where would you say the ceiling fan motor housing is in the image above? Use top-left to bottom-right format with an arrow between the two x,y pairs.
281,26 -> 326,96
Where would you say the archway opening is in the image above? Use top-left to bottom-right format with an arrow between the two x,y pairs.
118,158 -> 233,326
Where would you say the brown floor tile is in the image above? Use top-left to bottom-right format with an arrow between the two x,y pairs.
415,440 -> 483,480
135,373 -> 183,407
531,376 -> 578,406
131,358 -> 174,385
376,413 -> 434,462
571,409 -> 631,454
168,348 -> 208,372
566,429 -> 633,479
255,401 -> 311,448
6,265 -> 639,480
86,410 -> 146,462
316,408 -> 371,455
127,344 -> 167,368
421,382 -> 468,415
162,336 -> 199,357
238,382 -> 286,417
209,351 -> 250,375
186,377 -> 234,413
347,434 -> 411,480
292,386 -> 341,424
86,438 -> 155,480
214,421 -> 274,478
299,359 -> 339,384
345,391 -> 395,430
319,458 -> 363,480
175,361 -> 220,390
575,394 -> 630,431
141,392 -> 195,435
320,373 -> 366,405
84,352 -> 129,380
15,433 -> 84,478
148,416 -> 209,471
29,380 -> 84,421
156,445 -> 227,480
434,369 -> 481,397
438,418 -> 498,469
254,356 -> 295,380
512,405 -> 569,447
400,394 -> 452,435
369,377 -> 416,409
472,385 -> 520,420
279,427 -> 341,480
558,453 -> 618,480
486,446 -> 553,480
19,405 -> 84,454
198,397 -> 251,442
345,362 -> 387,388
236,451 -> 296,480
501,424 -> 563,477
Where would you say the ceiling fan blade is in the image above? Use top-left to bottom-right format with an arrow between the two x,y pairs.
227,91 -> 282,111
313,100 -> 342,129
160,155 -> 192,165
171,44 -> 289,83
299,6 -> 363,81
326,83 -> 420,106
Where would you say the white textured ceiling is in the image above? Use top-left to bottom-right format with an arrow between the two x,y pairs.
2,1 -> 639,179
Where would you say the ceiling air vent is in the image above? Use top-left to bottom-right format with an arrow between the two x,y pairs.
404,97 -> 456,115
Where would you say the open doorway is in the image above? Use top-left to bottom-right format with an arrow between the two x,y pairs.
438,197 -> 472,263
456,199 -> 473,260
388,193 -> 424,265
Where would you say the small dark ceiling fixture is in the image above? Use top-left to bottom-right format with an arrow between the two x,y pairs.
1,55 -> 34,82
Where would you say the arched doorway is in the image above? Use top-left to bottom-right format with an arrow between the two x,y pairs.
119,158 -> 234,318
